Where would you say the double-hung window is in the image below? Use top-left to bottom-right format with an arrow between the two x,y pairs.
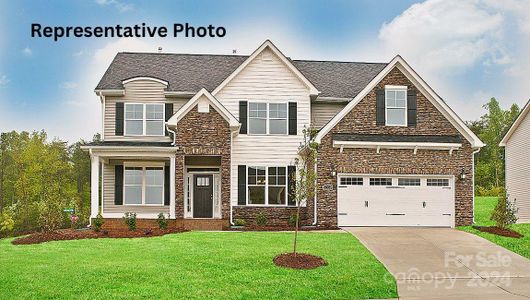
247,166 -> 266,204
385,86 -> 407,126
248,166 -> 288,205
124,166 -> 164,205
268,103 -> 288,134
248,103 -> 267,134
125,103 -> 165,136
248,102 -> 288,135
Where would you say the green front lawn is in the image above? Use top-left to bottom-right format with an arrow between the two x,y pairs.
459,196 -> 530,259
0,231 -> 397,299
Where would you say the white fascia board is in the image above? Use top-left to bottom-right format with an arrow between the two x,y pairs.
314,55 -> 485,149
500,99 -> 530,146
122,76 -> 169,86
211,40 -> 320,96
332,140 -> 462,150
94,89 -> 125,96
81,146 -> 178,155
167,88 -> 240,129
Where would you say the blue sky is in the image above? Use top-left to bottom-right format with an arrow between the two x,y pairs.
0,0 -> 529,142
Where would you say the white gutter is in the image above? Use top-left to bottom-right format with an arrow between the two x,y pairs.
94,89 -> 125,96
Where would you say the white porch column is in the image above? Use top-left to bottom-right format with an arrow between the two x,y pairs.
90,155 -> 100,219
169,155 -> 176,219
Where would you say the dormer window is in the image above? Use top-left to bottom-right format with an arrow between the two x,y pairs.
124,103 -> 165,136
385,86 -> 407,126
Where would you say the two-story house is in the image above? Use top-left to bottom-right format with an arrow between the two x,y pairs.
84,40 -> 484,230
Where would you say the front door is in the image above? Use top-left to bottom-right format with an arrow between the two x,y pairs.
193,175 -> 214,218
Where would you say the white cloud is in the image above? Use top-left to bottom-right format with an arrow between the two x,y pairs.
72,51 -> 84,57
95,0 -> 133,13
379,0 -> 505,73
367,0 -> 530,120
22,47 -> 32,56
0,73 -> 8,87
59,81 -> 78,89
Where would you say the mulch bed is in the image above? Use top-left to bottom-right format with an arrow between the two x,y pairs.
273,252 -> 328,269
12,228 -> 187,245
472,226 -> 523,238
229,225 -> 340,231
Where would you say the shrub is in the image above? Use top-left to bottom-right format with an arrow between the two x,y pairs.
234,219 -> 246,226
491,192 -> 518,229
476,186 -> 504,197
123,212 -> 137,231
0,209 -> 15,234
289,214 -> 299,227
92,213 -> 104,232
256,213 -> 267,226
157,213 -> 168,230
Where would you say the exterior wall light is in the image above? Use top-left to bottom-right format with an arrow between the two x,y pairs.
460,168 -> 466,180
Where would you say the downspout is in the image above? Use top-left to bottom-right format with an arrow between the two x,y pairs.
229,131 -> 235,226
165,123 -> 177,146
312,158 -> 318,225
99,93 -> 106,140
472,147 -> 481,224
88,148 -> 94,227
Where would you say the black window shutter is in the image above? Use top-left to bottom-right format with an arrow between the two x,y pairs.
376,89 -> 385,126
164,165 -> 170,205
407,89 -> 417,127
237,165 -> 246,205
288,166 -> 296,206
165,103 -> 173,136
288,102 -> 297,135
115,102 -> 124,135
239,101 -> 247,134
114,165 -> 124,205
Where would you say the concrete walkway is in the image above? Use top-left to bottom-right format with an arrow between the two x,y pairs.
344,227 -> 530,300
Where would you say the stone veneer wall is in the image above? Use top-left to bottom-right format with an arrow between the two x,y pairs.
316,67 -> 474,227
174,104 -> 232,221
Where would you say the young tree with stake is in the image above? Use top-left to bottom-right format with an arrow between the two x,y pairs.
291,127 -> 318,255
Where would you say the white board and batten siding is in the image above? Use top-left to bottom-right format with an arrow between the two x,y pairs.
311,102 -> 347,129
103,79 -> 189,141
102,163 -> 170,215
505,111 -> 530,223
214,48 -> 312,206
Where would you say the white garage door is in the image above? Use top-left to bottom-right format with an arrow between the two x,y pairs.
337,175 -> 454,227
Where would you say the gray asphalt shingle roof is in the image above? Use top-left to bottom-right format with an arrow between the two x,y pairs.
96,52 -> 387,99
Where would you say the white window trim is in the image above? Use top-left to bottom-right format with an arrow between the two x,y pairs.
247,102 -> 289,136
246,165 -> 289,206
384,85 -> 407,127
124,103 -> 165,136
123,165 -> 165,206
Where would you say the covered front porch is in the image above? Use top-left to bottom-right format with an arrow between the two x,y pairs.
86,144 -> 178,220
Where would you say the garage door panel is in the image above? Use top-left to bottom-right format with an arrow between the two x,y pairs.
337,175 -> 454,227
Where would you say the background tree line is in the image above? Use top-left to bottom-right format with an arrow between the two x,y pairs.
468,97 -> 520,196
0,131 -> 99,236
0,97 -> 522,235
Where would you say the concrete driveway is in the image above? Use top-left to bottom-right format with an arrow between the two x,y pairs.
344,227 -> 530,300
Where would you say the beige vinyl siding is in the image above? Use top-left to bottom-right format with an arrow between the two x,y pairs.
214,48 -> 312,205
104,79 -> 189,141
311,102 -> 347,129
505,111 -> 530,223
102,162 -> 170,215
